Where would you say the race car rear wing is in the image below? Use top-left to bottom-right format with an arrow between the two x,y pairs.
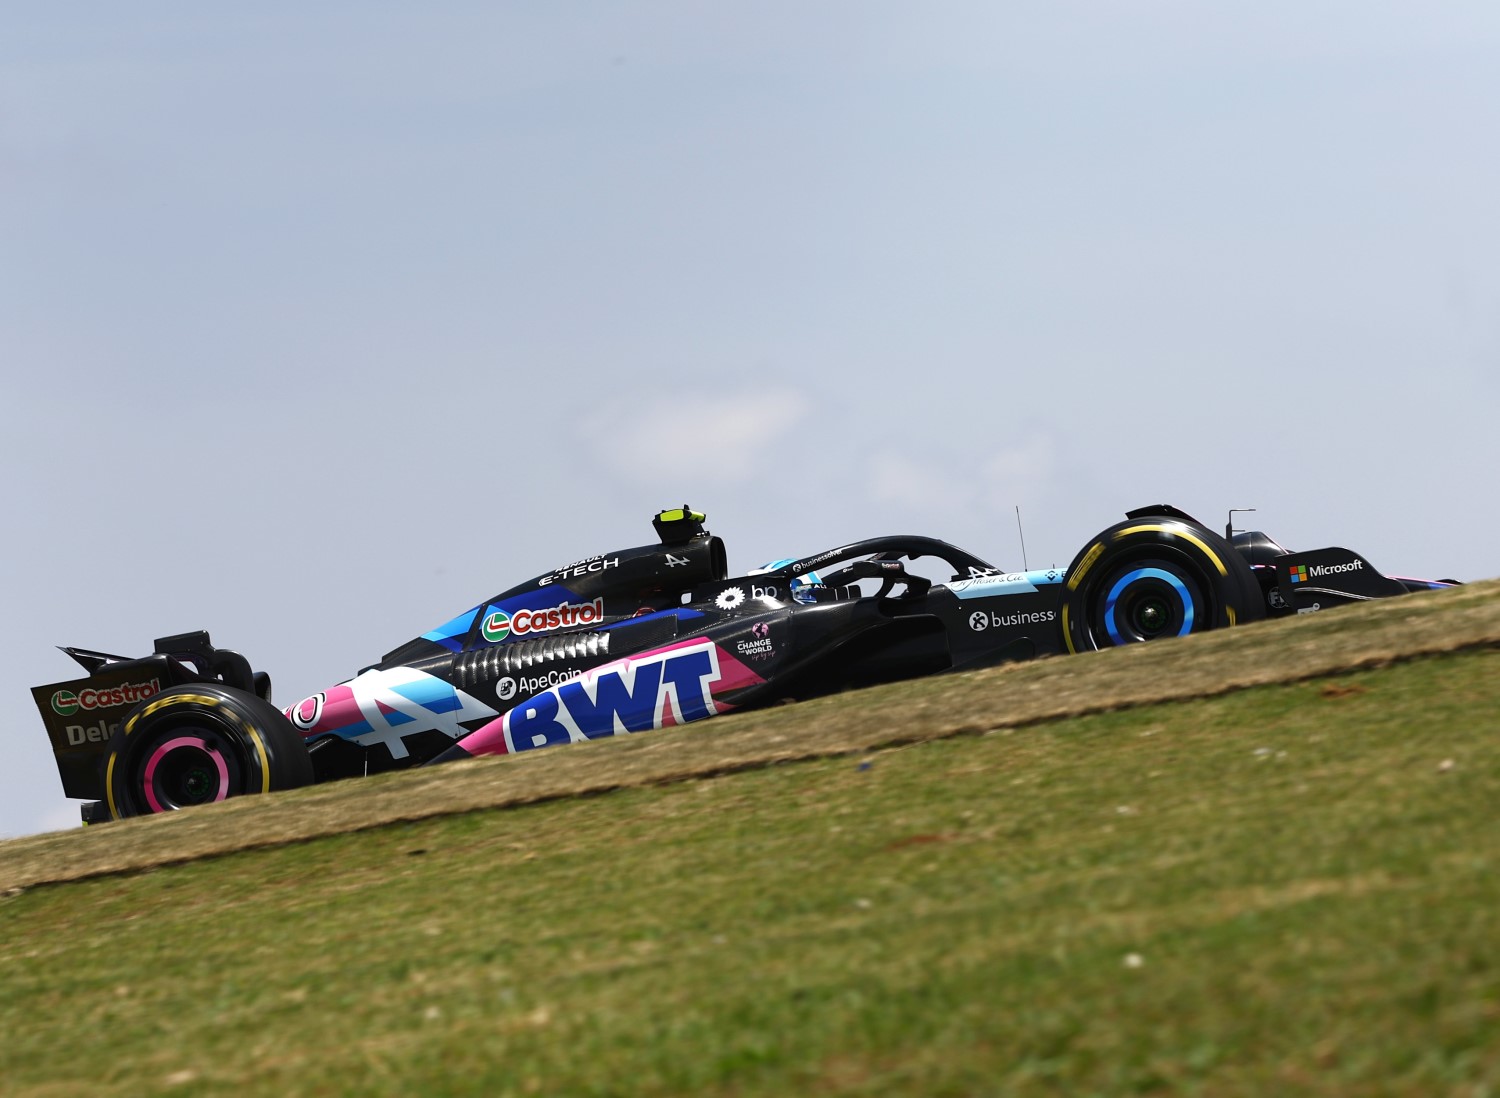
31,631 -> 270,801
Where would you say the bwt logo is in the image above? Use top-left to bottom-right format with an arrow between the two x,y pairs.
503,642 -> 723,752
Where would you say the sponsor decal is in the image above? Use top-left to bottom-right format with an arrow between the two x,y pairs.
1308,560 -> 1364,579
507,642 -> 723,750
799,546 -> 854,570
993,609 -> 1057,627
735,621 -> 775,660
482,597 -> 605,642
64,720 -> 119,746
454,640 -> 766,757
970,608 -> 1057,632
289,693 -> 325,731
538,556 -> 619,586
1269,587 -> 1288,609
51,679 -> 161,717
949,570 -> 1063,599
1297,602 -> 1322,615
715,587 -> 746,611
509,668 -> 583,696
497,677 -> 518,701
1289,564 -> 1308,584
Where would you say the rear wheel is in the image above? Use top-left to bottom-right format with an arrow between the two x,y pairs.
1063,516 -> 1263,653
105,684 -> 313,819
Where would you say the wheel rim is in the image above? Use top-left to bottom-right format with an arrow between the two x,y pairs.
141,732 -> 235,812
1101,565 -> 1197,644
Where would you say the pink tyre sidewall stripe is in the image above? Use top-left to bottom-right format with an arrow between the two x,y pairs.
142,735 -> 231,813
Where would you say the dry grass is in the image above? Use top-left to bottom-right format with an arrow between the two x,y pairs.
4,579 -> 1497,893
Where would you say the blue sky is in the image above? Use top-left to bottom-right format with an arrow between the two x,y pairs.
4,3 -> 1497,837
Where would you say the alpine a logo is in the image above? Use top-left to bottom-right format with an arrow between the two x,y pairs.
51,679 -> 161,716
482,598 -> 605,642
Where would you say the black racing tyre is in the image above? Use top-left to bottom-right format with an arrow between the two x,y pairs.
104,684 -> 314,819
1062,515 -> 1264,653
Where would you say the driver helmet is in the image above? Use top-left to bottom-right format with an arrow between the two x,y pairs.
750,560 -> 824,604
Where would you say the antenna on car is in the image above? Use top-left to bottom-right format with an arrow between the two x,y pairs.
1226,508 -> 1256,541
1016,506 -> 1029,571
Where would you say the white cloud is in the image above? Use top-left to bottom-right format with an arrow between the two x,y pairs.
588,391 -> 807,481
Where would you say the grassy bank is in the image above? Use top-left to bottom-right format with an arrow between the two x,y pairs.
2,645 -> 1496,1095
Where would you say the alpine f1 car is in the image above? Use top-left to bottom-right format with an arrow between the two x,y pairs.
32,505 -> 1460,822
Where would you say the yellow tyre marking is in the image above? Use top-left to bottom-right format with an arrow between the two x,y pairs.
1113,524 -> 1228,577
1062,604 -> 1076,654
105,755 -> 120,820
1067,543 -> 1105,591
246,728 -> 271,794
108,692 -> 272,813
132,693 -> 221,726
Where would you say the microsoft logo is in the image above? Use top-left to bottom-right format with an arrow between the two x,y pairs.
1289,564 -> 1309,584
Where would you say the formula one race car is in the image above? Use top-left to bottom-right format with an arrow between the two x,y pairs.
33,505 -> 1459,821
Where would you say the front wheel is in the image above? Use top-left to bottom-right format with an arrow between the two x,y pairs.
104,684 -> 314,819
1062,515 -> 1263,653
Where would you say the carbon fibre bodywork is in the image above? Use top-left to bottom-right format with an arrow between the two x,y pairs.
32,505 -> 1460,819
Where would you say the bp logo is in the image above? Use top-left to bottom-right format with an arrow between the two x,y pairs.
482,610 -> 512,643
51,690 -> 80,716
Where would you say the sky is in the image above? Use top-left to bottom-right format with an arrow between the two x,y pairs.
3,3 -> 1497,838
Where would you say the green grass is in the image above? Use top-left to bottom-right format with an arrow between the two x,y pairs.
2,649 -> 1497,1096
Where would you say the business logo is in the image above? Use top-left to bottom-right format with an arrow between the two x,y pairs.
970,609 -> 1055,632
991,609 -> 1057,627
51,679 -> 161,717
715,587 -> 746,611
1289,564 -> 1309,584
482,597 -> 605,642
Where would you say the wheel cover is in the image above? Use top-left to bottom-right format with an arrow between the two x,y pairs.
1103,566 -> 1195,644
141,732 -> 235,812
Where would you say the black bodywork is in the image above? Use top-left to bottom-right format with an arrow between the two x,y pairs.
31,504 -> 1460,821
